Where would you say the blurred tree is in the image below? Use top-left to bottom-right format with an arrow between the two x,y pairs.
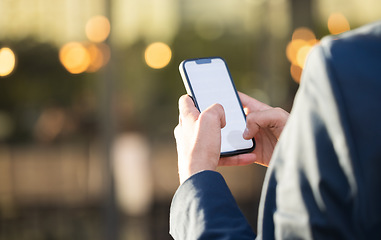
291,0 -> 314,29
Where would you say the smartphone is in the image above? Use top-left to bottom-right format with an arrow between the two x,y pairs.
179,57 -> 255,156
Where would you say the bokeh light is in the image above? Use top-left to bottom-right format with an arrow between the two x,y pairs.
85,43 -> 111,73
328,13 -> 350,35
0,47 -> 16,77
85,43 -> 103,73
85,15 -> 111,43
286,39 -> 307,66
286,27 -> 319,83
59,42 -> 91,74
144,42 -> 172,69
296,45 -> 313,68
292,27 -> 316,42
290,64 -> 303,84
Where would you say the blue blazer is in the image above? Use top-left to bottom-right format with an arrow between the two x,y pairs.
170,21 -> 381,239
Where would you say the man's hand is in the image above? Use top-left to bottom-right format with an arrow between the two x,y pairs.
219,92 -> 289,167
174,95 -> 226,184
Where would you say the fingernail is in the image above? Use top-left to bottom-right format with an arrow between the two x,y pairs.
243,127 -> 249,138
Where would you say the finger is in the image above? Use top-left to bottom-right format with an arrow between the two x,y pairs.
174,124 -> 181,139
200,103 -> 226,129
238,92 -> 271,113
244,108 -> 288,140
178,95 -> 200,124
244,110 -> 272,139
218,153 -> 257,166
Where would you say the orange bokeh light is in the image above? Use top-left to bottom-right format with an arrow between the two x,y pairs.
85,15 -> 111,43
328,13 -> 350,35
0,47 -> 16,77
286,39 -> 308,66
145,42 -> 172,69
290,64 -> 303,83
297,45 -> 313,68
85,43 -> 111,73
59,42 -> 91,74
85,43 -> 103,73
286,27 -> 319,83
59,41 -> 110,74
292,27 -> 316,42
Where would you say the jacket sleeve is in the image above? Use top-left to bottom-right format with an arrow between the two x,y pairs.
169,170 -> 256,240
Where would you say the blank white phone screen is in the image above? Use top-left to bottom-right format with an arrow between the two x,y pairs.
183,58 -> 253,153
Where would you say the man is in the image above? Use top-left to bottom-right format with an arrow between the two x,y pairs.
170,21 -> 381,239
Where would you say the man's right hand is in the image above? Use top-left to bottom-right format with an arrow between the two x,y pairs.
218,92 -> 289,167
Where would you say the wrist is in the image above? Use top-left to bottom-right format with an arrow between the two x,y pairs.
178,155 -> 218,184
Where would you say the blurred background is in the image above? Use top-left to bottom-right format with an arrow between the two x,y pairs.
0,0 -> 380,239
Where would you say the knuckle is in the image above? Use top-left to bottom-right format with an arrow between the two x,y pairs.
214,103 -> 224,112
273,107 -> 289,119
245,113 -> 255,124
